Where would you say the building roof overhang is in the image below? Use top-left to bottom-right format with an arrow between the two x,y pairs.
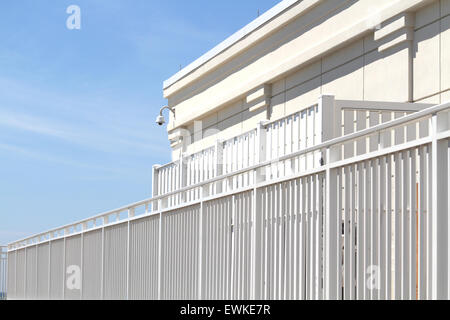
163,0 -> 301,92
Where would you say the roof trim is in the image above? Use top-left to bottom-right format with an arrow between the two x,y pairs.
162,0 -> 300,90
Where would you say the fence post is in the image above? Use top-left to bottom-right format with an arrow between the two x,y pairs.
180,154 -> 187,203
101,224 -> 105,300
321,95 -> 340,300
430,112 -> 449,299
251,121 -> 267,299
198,197 -> 205,300
152,165 -> 161,212
324,147 -> 340,300
157,199 -> 162,300
126,208 -> 134,300
256,121 -> 268,183
48,240 -> 51,299
215,140 -> 223,194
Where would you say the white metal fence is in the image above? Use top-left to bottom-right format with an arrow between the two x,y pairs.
6,96 -> 450,300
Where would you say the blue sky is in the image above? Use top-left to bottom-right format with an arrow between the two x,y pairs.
0,0 -> 280,244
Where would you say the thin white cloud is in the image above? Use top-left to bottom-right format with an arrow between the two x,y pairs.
0,141 -> 122,173
0,110 -> 72,139
0,76 -> 170,155
0,105 -> 168,156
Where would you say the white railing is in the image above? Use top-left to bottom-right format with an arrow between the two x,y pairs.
6,97 -> 449,300
0,246 -> 6,300
152,96 -> 434,206
222,129 -> 258,192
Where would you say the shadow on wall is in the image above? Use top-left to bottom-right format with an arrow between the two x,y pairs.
177,2 -> 450,152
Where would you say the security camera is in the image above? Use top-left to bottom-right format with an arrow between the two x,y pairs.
156,106 -> 175,127
156,115 -> 165,126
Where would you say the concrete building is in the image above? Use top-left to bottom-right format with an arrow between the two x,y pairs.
164,0 -> 450,160
4,0 -> 450,300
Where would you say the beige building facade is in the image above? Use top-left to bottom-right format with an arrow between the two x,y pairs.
163,0 -> 450,160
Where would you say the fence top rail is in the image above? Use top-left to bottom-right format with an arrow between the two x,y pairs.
184,145 -> 215,159
222,128 -> 257,144
260,98 -> 433,129
262,103 -> 319,128
155,159 -> 180,170
336,99 -> 434,112
156,129 -> 257,172
7,100 -> 450,250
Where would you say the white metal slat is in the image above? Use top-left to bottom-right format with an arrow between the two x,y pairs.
385,155 -> 393,300
273,185 -> 279,299
273,123 -> 279,180
251,131 -> 256,185
314,174 -> 322,300
311,176 -> 317,299
217,198 -> 223,299
177,210 -> 183,298
409,149 -> 417,300
314,106 -> 321,166
262,187 -> 268,299
293,114 -> 300,173
356,111 -> 366,156
344,167 -> 350,299
337,168 -> 343,300
246,192 -> 252,299
356,162 -> 364,299
292,179 -> 299,300
286,117 -> 292,177
318,174 -> 324,300
216,199 -> 221,299
299,177 -> 306,300
306,176 -> 311,299
269,185 -> 275,299
394,152 -> 402,299
278,121 -> 284,178
238,136 -> 244,188
307,108 -> 314,170
168,166 -> 172,207
401,150 -> 410,300
279,183 -> 285,300
240,193 -> 246,299
243,135 -> 249,187
209,202 -> 214,299
286,180 -> 293,299
266,126 -> 272,181
363,161 -> 371,300
371,158 -> 379,300
350,165 -> 356,300
234,139 -> 239,190
291,180 -> 298,299
227,198 -> 233,300
378,156 -> 386,300
418,146 -> 427,299
344,110 -> 355,159
183,208 -> 189,298
219,200 -> 229,299
281,183 -> 287,299
300,111 -> 307,172
235,194 -> 242,299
